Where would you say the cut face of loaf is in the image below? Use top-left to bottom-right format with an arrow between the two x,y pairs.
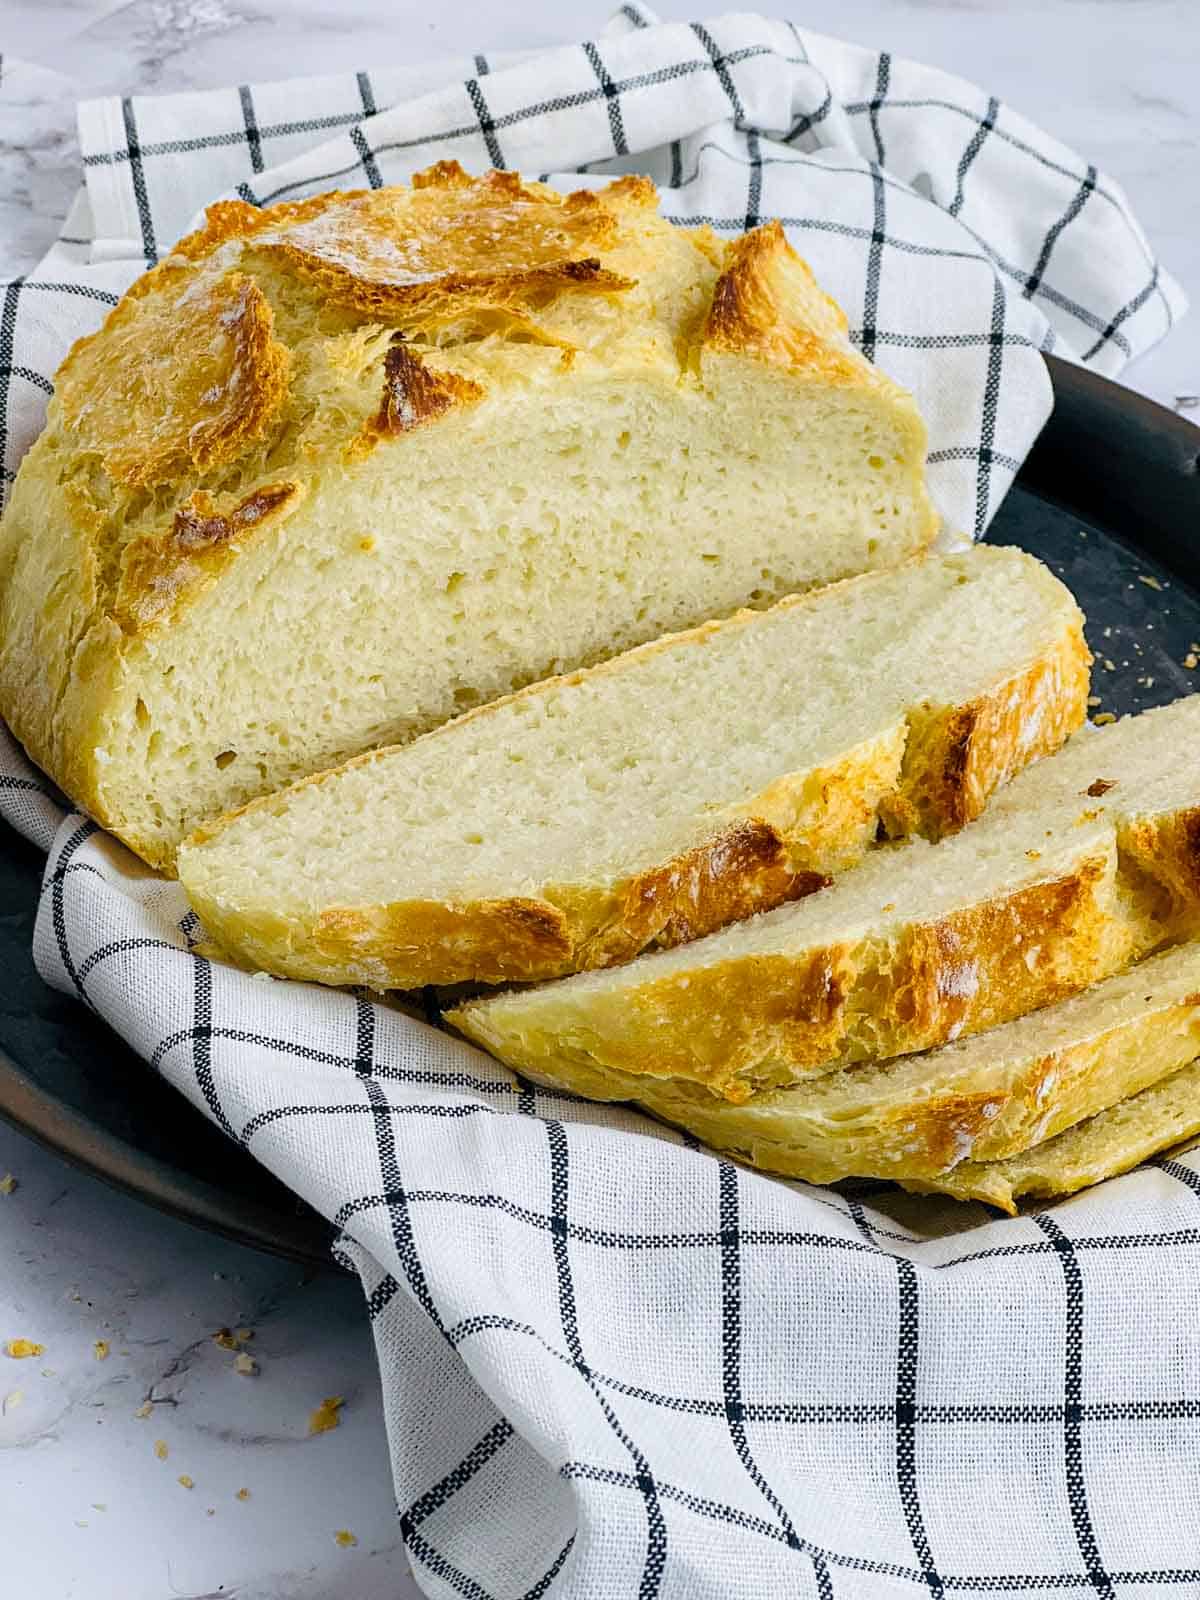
0,164 -> 938,871
905,1052 -> 1200,1211
501,941 -> 1200,1199
178,546 -> 1087,988
449,695 -> 1200,1101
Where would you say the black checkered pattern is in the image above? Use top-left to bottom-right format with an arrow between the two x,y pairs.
0,8 -> 1194,1595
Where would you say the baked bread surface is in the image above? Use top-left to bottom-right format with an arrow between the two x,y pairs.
450,695 -> 1200,1100
178,545 -> 1088,988
501,940 -> 1200,1201
0,162 -> 937,870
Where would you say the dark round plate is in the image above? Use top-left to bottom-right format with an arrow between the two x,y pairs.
1,356 -> 1199,1270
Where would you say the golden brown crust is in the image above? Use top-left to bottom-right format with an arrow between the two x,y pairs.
453,858 -> 1116,1101
884,617 -> 1092,837
506,954 -> 1200,1201
352,338 -> 486,456
116,482 -> 304,632
245,168 -> 636,323
704,220 -> 859,382
56,272 -> 290,489
575,820 -> 831,972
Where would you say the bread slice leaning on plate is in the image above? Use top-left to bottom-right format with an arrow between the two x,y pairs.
178,545 -> 1087,988
0,163 -> 938,872
449,695 -> 1200,1101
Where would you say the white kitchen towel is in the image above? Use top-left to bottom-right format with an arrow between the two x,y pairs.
1,9 -> 1198,1597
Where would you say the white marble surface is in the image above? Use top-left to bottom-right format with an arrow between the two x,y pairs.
0,3 -> 1197,1597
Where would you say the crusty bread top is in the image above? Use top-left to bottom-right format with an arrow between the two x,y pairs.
40,162 -> 902,642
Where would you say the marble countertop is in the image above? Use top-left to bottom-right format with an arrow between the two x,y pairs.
1,3 -> 1197,1597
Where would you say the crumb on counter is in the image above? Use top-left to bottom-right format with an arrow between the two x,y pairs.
0,1175 -> 17,1196
1087,695 -> 1102,708
236,1487 -> 251,1502
234,1353 -> 259,1377
154,1438 -> 169,1460
308,1395 -> 345,1436
335,1530 -> 358,1548
4,1339 -> 44,1360
1137,574 -> 1165,590
1186,653 -> 1198,670
134,1400 -> 153,1420
93,1340 -> 109,1362
1094,713 -> 1117,726
178,1474 -> 194,1490
2,1389 -> 23,1414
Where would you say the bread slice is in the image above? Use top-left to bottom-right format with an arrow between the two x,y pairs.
449,696 -> 1200,1101
907,1053 -> 1200,1212
177,546 -> 1086,988
0,164 -> 938,872
496,941 -> 1200,1196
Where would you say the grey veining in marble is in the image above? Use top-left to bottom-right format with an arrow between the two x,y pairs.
0,4 -> 1197,1597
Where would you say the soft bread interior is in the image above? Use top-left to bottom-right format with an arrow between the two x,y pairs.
178,545 -> 1086,985
0,173 -> 936,870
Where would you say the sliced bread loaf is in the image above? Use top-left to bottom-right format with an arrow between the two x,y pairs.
906,1053 -> 1200,1212
178,546 -> 1086,987
0,165 -> 938,871
496,941 -> 1200,1195
449,695 -> 1200,1100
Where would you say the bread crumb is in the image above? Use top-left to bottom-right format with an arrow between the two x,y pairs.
212,1327 -> 240,1351
1186,653 -> 1198,670
1137,573 -> 1164,590
206,1507 -> 216,1517
0,1174 -> 17,1196
4,1339 -> 44,1360
335,1530 -> 358,1548
93,1340 -> 110,1362
1093,712 -> 1117,726
1102,659 -> 1115,671
1086,695 -> 1102,708
154,1439 -> 169,1460
134,1400 -> 153,1420
236,1487 -> 250,1502
235,1328 -> 254,1344
880,902 -> 895,913
234,1353 -> 259,1377
2,1389 -> 23,1414
177,1474 -> 194,1490
308,1395 -> 344,1436
90,1503 -> 106,1512
1085,779 -> 1116,797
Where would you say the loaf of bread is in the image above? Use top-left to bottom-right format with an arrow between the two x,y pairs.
0,163 -> 938,871
907,1052 -> 1200,1211
495,940 -> 1200,1196
449,695 -> 1200,1101
178,546 -> 1086,988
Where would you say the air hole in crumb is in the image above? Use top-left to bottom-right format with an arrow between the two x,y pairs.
134,698 -> 150,730
617,430 -> 631,450
701,553 -> 720,565
464,833 -> 484,845
453,687 -> 480,708
214,751 -> 236,770
444,572 -> 465,595
867,454 -> 884,470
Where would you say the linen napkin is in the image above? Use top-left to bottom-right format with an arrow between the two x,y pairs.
2,10 -> 1197,1596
